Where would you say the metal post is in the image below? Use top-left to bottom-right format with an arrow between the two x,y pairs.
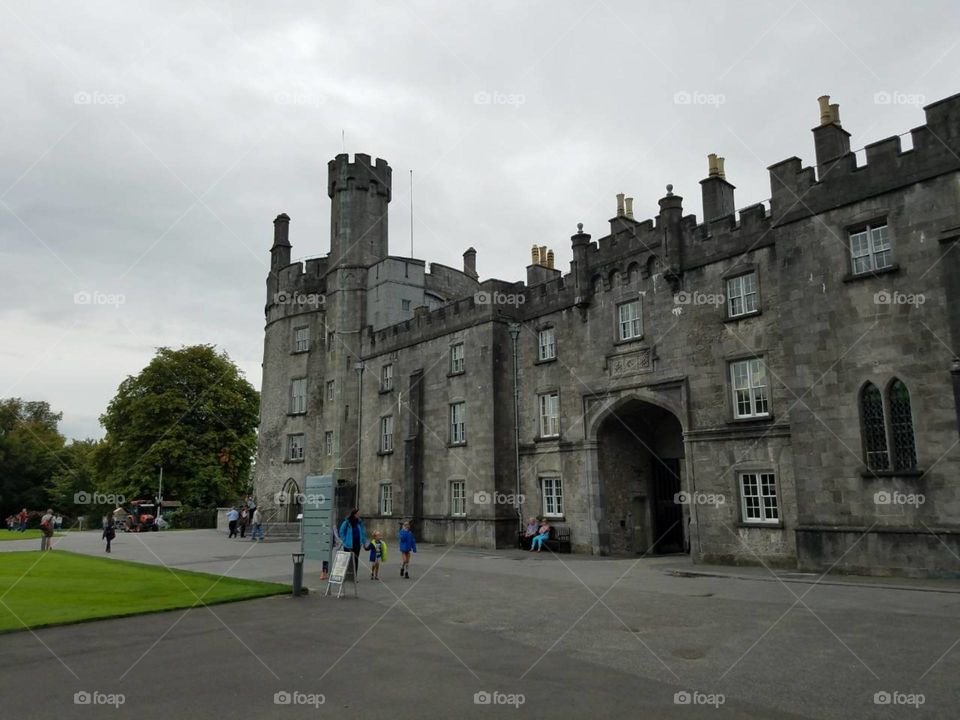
355,361 -> 365,509
508,323 -> 522,533
292,552 -> 305,596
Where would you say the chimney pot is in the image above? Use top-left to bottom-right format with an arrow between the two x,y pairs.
707,153 -> 720,177
624,198 -> 634,219
531,245 -> 540,265
818,95 -> 832,125
716,156 -> 726,179
616,193 -> 625,217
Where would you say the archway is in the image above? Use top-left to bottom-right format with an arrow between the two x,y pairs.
279,478 -> 302,523
596,398 -> 686,555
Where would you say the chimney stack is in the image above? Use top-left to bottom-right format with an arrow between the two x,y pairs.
531,245 -> 540,265
271,213 -> 292,269
463,247 -> 478,279
700,155 -> 735,223
624,198 -> 634,219
546,249 -> 555,269
813,94 -> 851,176
616,193 -> 625,217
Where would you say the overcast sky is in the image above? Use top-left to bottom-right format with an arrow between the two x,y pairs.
1,0 -> 957,441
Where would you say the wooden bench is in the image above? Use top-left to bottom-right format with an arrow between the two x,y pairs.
517,526 -> 571,553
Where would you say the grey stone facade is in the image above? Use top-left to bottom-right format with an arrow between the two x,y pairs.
255,94 -> 960,577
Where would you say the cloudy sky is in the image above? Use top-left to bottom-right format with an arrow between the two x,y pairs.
1,0 -> 957,441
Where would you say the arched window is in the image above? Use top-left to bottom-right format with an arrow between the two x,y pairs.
627,263 -> 641,285
860,383 -> 889,471
646,255 -> 661,278
591,274 -> 603,293
888,379 -> 917,471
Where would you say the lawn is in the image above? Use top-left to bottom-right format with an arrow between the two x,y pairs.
0,530 -> 64,542
0,551 -> 289,632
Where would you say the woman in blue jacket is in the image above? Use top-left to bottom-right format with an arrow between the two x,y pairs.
338,508 -> 367,579
398,520 -> 417,579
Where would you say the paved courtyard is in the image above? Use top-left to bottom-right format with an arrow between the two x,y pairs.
0,529 -> 958,718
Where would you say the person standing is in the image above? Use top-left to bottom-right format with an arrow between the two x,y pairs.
338,509 -> 367,580
367,531 -> 387,580
238,507 -> 249,538
18,508 -> 28,532
226,507 -> 239,538
398,521 -> 417,579
39,509 -> 54,551
250,507 -> 264,541
102,517 -> 116,553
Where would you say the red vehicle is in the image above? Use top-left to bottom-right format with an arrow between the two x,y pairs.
124,501 -> 158,532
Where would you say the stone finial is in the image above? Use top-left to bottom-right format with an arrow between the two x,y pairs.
577,223 -> 583,233
666,184 -> 674,196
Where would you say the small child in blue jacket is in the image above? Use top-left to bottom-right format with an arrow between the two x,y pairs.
367,531 -> 387,580
398,521 -> 417,579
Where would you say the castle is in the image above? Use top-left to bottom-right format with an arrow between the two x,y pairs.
254,93 -> 960,577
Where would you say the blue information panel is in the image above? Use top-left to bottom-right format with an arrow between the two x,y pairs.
301,475 -> 335,563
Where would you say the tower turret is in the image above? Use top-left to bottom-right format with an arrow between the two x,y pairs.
327,153 -> 392,268
271,213 -> 291,270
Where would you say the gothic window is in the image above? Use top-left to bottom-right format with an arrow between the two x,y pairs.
860,383 -> 889,471
888,379 -> 917,471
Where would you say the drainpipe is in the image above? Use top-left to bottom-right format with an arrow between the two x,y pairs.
354,361 -> 365,509
508,323 -> 522,532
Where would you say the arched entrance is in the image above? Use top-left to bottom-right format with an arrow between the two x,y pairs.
279,478 -> 302,523
595,398 -> 686,555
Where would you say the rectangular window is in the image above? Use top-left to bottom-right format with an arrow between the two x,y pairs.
380,363 -> 393,391
450,343 -> 465,374
541,477 -> 563,517
379,484 -> 393,516
730,358 -> 769,419
380,415 -> 394,453
849,224 -> 892,275
538,328 -> 556,361
401,299 -> 411,312
538,392 -> 560,438
324,431 -> 333,456
740,472 -> 779,524
290,378 -> 307,414
618,299 -> 642,340
450,481 -> 466,516
293,326 -> 310,353
726,272 -> 759,317
327,332 -> 335,352
450,402 -> 466,445
326,380 -> 335,401
287,434 -> 304,461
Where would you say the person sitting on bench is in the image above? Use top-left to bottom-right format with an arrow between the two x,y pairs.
530,520 -> 551,552
522,517 -> 539,549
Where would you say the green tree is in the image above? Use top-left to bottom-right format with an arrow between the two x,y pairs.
49,439 -> 102,512
0,399 -> 66,516
96,346 -> 260,508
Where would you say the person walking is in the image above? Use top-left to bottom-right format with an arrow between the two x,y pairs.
238,507 -> 249,538
226,507 -> 239,538
250,507 -> 264,541
398,521 -> 417,579
338,509 -> 367,580
366,531 -> 387,580
102,517 -> 116,553
39,509 -> 54,551
17,508 -> 28,532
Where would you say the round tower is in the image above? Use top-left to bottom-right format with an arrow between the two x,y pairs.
327,153 -> 392,268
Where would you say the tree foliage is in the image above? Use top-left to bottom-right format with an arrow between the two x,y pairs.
0,399 -> 65,516
96,345 -> 259,508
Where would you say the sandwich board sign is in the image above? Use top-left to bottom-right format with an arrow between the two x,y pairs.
324,550 -> 357,598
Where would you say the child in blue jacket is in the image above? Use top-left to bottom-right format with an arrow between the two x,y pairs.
398,521 -> 417,579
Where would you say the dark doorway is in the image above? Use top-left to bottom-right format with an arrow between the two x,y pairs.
596,398 -> 686,556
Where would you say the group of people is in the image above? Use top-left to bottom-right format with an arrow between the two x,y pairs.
226,496 -> 262,541
328,509 -> 417,582
5,508 -> 63,533
523,517 -> 552,552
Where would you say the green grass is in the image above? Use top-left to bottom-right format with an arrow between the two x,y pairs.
0,551 -> 289,633
0,530 -> 65,542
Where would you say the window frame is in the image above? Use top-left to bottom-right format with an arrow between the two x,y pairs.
729,357 -> 770,420
541,476 -> 564,518
289,377 -> 308,415
450,480 -> 466,517
326,380 -> 335,401
537,327 -> 557,362
450,343 -> 465,375
739,471 -> 779,525
848,222 -> 892,276
286,433 -> 305,462
292,325 -> 311,353
538,391 -> 560,438
726,271 -> 760,318
379,483 -> 393,516
324,430 -> 334,456
379,415 -> 394,453
449,402 -> 466,445
380,363 -> 394,392
617,299 -> 643,341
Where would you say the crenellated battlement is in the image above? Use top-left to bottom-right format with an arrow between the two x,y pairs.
327,153 -> 392,201
767,93 -> 960,225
